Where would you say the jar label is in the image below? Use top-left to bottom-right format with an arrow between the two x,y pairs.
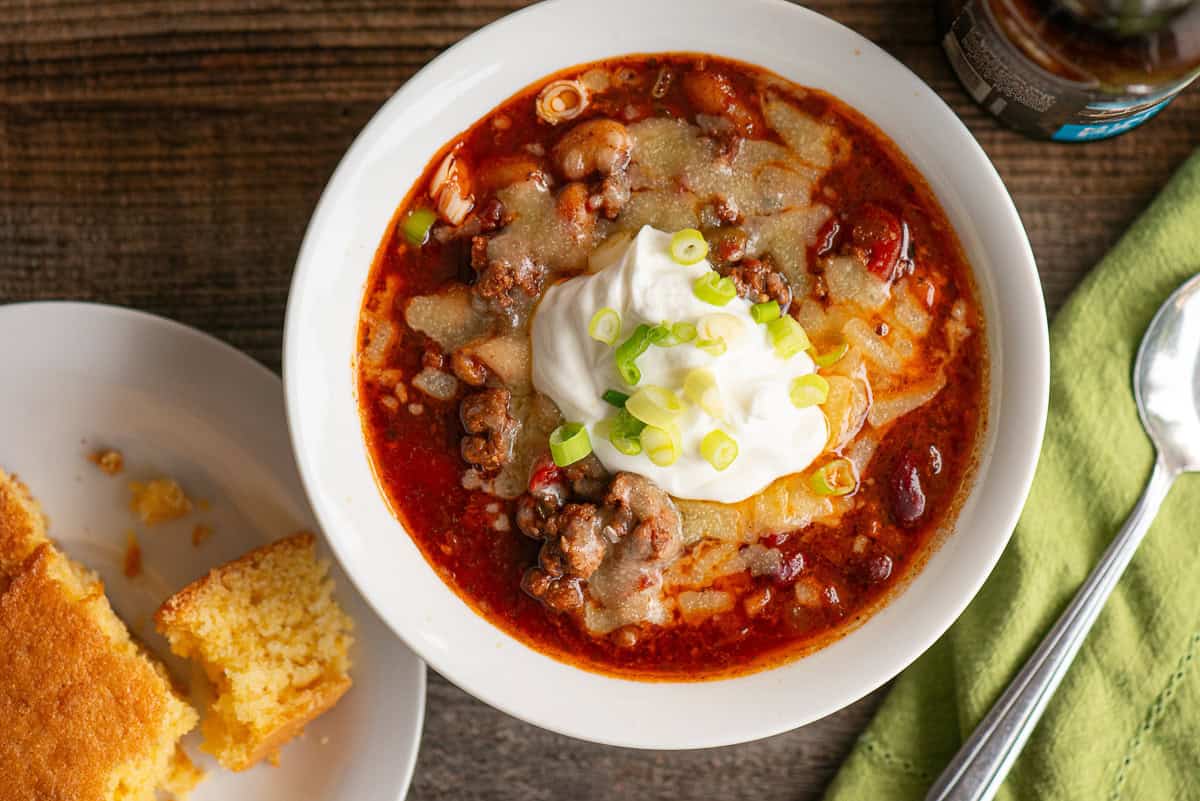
1050,98 -> 1172,141
944,0 -> 1193,140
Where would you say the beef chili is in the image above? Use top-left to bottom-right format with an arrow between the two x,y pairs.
357,54 -> 988,679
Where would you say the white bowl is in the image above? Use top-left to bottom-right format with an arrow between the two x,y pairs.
284,0 -> 1049,749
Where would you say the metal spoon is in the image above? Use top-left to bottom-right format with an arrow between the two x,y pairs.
926,273 -> 1200,801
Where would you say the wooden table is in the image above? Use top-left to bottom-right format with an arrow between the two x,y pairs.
2,2 -> 1196,798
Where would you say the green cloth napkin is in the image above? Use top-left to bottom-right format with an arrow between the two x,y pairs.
824,150 -> 1200,801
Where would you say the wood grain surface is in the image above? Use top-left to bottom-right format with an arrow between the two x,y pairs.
2,2 -> 1197,799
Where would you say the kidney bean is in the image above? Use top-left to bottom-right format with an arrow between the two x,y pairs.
775,550 -> 806,584
863,553 -> 893,584
889,450 -> 927,527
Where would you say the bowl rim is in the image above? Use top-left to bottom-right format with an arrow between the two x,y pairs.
283,0 -> 1049,749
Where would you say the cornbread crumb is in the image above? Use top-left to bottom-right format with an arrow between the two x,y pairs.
191,524 -> 213,547
89,449 -> 125,476
124,530 -> 143,578
156,533 -> 355,771
163,746 -> 206,799
0,469 -> 199,801
129,478 -> 193,525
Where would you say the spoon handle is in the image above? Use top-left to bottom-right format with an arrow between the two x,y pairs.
925,457 -> 1176,801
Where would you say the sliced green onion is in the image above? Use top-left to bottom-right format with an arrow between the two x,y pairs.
602,389 -> 630,407
697,313 -> 745,346
402,207 -> 438,246
790,374 -> 830,408
750,300 -> 781,324
670,321 -> 697,344
625,386 -> 685,429
615,324 -> 655,362
614,323 -> 656,385
683,368 -> 724,419
647,322 -> 672,343
767,316 -> 811,359
695,337 -> 727,357
617,362 -> 642,386
696,337 -> 727,356
610,432 -> 643,455
810,457 -> 857,497
692,272 -> 737,307
812,341 -> 850,368
700,430 -> 739,471
549,423 -> 592,467
641,425 -> 681,467
654,321 -> 698,347
669,228 -> 709,265
608,418 -> 644,454
608,408 -> 646,455
588,307 -> 622,345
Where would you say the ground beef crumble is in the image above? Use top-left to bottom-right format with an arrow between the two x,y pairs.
516,466 -> 681,613
459,388 -> 518,472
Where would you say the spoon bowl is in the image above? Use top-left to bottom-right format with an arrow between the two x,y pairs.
1134,273 -> 1200,474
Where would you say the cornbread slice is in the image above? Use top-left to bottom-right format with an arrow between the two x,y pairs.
155,533 -> 355,771
0,470 -> 200,801
0,469 -> 50,582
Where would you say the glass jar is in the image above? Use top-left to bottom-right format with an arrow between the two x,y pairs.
940,0 -> 1200,140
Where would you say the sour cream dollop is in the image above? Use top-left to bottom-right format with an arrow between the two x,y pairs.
531,226 -> 827,504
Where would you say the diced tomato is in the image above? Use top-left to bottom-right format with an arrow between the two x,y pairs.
714,234 -> 747,263
851,203 -> 905,280
528,451 -> 564,493
761,532 -> 790,549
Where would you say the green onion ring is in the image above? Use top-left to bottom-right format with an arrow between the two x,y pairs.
549,423 -> 592,467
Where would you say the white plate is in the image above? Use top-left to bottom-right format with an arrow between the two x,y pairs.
0,302 -> 424,801
285,0 -> 1049,749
